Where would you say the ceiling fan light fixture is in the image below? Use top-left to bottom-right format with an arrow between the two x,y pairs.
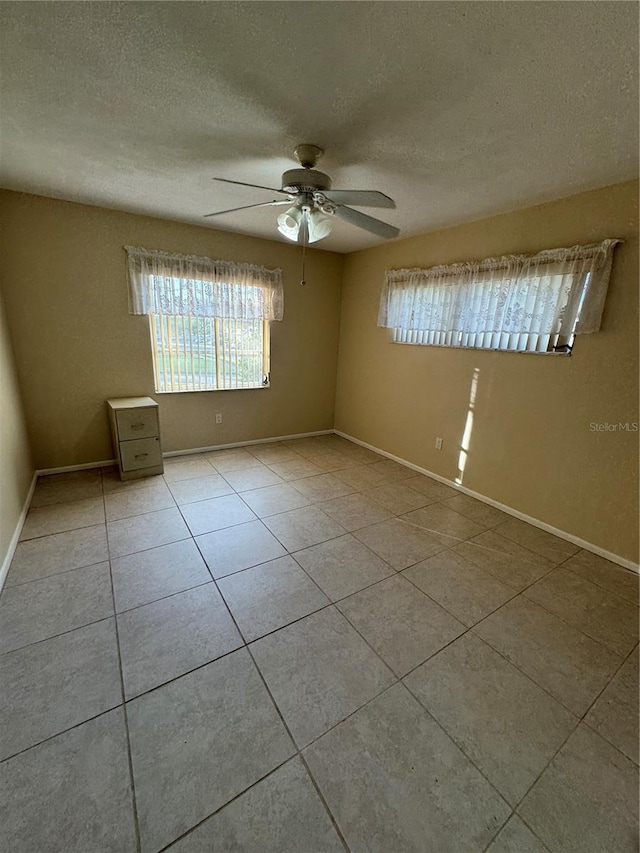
277,206 -> 302,241
306,209 -> 334,243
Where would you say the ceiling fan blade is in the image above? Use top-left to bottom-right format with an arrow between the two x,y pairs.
204,200 -> 290,218
324,190 -> 396,209
213,177 -> 288,195
333,205 -> 399,239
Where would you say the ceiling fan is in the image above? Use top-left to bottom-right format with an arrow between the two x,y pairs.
205,144 -> 399,245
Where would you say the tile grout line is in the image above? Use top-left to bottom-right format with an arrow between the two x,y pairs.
0,613 -> 116,657
229,489 -> 360,612
298,752 -> 352,853
101,469 -> 143,853
465,608 -> 619,719
437,544 -> 637,691
479,525 -> 581,568
114,579 -> 213,617
0,702 -> 125,766
478,638 -> 640,845
288,544 -> 396,605
394,679 -> 515,832
244,639 -> 355,852
507,814 -> 554,853
2,556 -> 111,591
111,579 -> 396,709
108,533 -> 192,563
0,505 -> 501,590
510,721 -> 585,829
225,485 -> 350,560
393,584 -> 586,722
399,558 -> 523,628
152,755 -> 299,853
479,814 -> 514,853
562,565 -> 640,603
478,808 -> 553,853
393,512 -> 563,571
16,516 -> 108,545
517,571 -> 638,659
576,641 -> 639,747
396,567 -> 592,719
406,648 -> 577,818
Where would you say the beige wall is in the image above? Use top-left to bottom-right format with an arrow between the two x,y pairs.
0,191 -> 344,468
0,287 -> 33,573
335,181 -> 639,563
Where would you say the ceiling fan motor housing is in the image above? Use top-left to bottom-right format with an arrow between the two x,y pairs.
281,168 -> 332,194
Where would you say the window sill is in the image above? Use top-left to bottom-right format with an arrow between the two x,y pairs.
391,342 -> 572,356
154,383 -> 271,394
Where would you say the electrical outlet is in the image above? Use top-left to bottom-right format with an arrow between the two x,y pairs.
435,437 -> 443,450
215,413 -> 223,424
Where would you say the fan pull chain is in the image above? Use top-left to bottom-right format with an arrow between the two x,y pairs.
300,220 -> 307,285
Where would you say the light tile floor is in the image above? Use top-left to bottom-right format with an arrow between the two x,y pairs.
0,434 -> 638,853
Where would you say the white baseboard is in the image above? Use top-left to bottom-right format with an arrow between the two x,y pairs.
36,459 -> 116,476
0,471 -> 37,592
162,429 -> 334,458
335,430 -> 639,574
33,430 -> 334,473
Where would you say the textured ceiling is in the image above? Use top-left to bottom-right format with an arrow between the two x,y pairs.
0,2 -> 637,253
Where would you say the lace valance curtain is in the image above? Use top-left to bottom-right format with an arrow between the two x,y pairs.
125,246 -> 284,321
378,240 -> 620,349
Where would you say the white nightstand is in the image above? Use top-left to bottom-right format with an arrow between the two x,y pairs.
106,396 -> 164,481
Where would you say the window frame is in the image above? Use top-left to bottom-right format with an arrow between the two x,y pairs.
148,313 -> 271,394
390,326 -> 575,356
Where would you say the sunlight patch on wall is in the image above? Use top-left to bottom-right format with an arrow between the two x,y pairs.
456,367 -> 479,485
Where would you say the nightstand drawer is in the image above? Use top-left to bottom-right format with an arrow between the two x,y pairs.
116,407 -> 159,441
120,436 -> 162,472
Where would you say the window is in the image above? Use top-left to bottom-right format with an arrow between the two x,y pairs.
125,246 -> 283,393
378,239 -> 619,354
150,314 -> 269,392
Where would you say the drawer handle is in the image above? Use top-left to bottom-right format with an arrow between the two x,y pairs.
131,423 -> 145,430
134,452 -> 149,459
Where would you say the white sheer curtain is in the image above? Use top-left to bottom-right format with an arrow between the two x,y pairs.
378,240 -> 620,352
125,246 -> 284,321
